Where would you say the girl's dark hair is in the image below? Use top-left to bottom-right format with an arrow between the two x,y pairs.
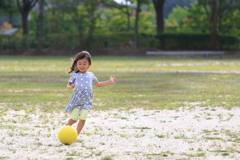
68,51 -> 91,73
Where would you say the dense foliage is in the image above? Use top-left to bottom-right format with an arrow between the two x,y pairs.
0,0 -> 239,54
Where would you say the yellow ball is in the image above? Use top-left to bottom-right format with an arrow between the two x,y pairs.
57,126 -> 78,145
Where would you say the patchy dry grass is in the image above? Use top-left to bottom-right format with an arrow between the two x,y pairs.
0,107 -> 240,159
0,56 -> 240,159
0,56 -> 240,113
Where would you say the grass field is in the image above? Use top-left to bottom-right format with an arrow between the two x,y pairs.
1,56 -> 240,160
0,56 -> 239,112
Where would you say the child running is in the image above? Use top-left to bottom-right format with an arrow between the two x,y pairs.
64,51 -> 117,141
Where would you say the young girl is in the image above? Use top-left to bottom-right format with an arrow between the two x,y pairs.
64,51 -> 117,140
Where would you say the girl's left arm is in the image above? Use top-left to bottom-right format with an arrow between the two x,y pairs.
94,76 -> 117,87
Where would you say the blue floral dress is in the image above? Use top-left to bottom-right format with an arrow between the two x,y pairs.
64,72 -> 97,112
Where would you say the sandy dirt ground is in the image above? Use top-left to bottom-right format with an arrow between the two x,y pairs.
0,106 -> 240,160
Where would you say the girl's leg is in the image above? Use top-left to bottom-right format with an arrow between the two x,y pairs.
66,108 -> 79,126
76,109 -> 88,136
66,118 -> 77,126
76,120 -> 86,135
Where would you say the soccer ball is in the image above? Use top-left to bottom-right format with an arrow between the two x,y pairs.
57,126 -> 78,145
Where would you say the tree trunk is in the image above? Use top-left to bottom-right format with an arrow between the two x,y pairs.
38,0 -> 45,50
153,0 -> 165,34
133,1 -> 141,49
22,12 -> 29,48
200,0 -> 230,50
16,0 -> 38,36
209,0 -> 218,49
22,12 -> 29,35
210,21 -> 219,50
125,0 -> 131,30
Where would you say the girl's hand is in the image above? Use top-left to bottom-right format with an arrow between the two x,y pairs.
110,76 -> 117,83
94,76 -> 117,87
67,83 -> 75,90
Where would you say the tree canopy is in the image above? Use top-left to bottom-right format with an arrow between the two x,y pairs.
0,0 -> 239,52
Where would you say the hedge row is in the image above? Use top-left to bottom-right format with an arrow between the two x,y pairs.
155,34 -> 238,50
0,33 -> 238,51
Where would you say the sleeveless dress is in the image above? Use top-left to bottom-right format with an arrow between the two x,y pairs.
64,72 -> 97,112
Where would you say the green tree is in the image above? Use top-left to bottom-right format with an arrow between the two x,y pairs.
44,0 -> 70,34
111,0 -> 133,30
221,9 -> 240,36
119,0 -> 132,30
138,8 -> 155,33
16,0 -> 38,35
165,5 -> 189,27
132,0 -> 150,49
0,0 -> 18,25
98,8 -> 131,33
60,0 -> 106,49
97,5 -> 155,34
186,3 -> 209,33
152,0 -> 165,34
197,0 -> 238,49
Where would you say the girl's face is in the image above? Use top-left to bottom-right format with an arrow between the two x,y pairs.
77,58 -> 91,73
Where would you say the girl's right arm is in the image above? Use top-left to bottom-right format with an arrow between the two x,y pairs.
67,82 -> 75,90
